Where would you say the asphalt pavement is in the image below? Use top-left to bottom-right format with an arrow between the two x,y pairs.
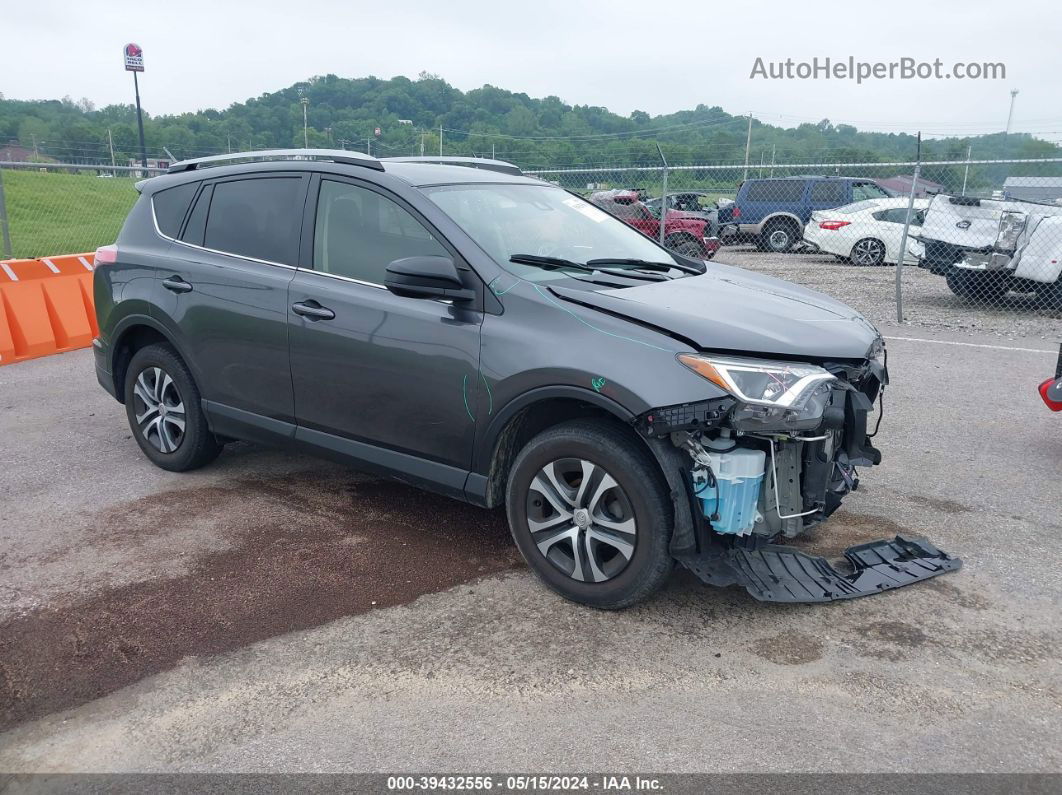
0,323 -> 1059,772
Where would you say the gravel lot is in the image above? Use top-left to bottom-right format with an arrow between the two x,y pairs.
718,246 -> 1062,342
0,326 -> 1059,772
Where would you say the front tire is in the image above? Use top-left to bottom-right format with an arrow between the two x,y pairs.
124,343 -> 222,472
505,419 -> 673,609
669,238 -> 705,259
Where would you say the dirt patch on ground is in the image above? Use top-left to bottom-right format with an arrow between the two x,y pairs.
781,510 -> 912,561
0,471 -> 521,731
907,495 -> 971,515
749,631 -> 824,665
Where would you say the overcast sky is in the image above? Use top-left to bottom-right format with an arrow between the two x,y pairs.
5,0 -> 1061,140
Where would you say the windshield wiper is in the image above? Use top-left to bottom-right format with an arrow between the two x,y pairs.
509,254 -> 595,272
586,257 -> 703,275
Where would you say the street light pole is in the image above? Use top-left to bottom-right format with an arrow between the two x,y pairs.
742,113 -> 752,181
300,97 -> 309,148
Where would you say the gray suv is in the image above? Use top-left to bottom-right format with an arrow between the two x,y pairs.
93,150 -> 959,609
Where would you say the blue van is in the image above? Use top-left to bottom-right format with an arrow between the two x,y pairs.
725,176 -> 891,252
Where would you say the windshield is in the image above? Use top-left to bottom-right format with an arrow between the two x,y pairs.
423,183 -> 681,281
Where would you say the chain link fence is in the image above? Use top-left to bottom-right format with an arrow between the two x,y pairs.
2,155 -> 1061,335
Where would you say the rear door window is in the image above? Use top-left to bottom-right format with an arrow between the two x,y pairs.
152,182 -> 198,238
202,176 -> 304,265
180,185 -> 212,246
810,181 -> 847,205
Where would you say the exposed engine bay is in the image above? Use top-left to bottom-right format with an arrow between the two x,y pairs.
639,348 -> 961,602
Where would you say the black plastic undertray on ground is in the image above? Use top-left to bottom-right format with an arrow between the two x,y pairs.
681,534 -> 962,603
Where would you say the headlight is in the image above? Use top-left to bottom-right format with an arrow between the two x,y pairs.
867,336 -> 886,367
677,354 -> 835,409
997,211 -> 1026,251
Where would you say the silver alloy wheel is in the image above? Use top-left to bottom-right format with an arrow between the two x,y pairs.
525,458 -> 637,583
852,238 -> 885,265
132,366 -> 186,453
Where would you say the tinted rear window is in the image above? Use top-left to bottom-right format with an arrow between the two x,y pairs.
152,182 -> 198,238
809,181 -> 847,204
203,177 -> 303,264
745,180 -> 805,202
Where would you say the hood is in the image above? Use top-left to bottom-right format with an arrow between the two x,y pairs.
550,261 -> 880,360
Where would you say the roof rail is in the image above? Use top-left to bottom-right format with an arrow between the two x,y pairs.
167,148 -> 384,174
383,156 -> 522,176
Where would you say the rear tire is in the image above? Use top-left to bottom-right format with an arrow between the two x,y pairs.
124,343 -> 222,472
505,419 -> 673,609
759,219 -> 798,253
850,237 -> 886,266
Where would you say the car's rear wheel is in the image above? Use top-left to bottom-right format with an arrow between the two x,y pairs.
850,237 -> 886,266
124,343 -> 222,472
505,419 -> 673,609
759,219 -> 798,253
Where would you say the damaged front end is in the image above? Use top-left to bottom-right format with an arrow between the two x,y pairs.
639,343 -> 961,603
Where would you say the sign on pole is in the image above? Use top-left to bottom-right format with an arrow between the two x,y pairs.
124,43 -> 145,72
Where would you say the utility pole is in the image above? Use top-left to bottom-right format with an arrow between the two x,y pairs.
492,143 -> 495,159
961,144 -> 972,196
420,132 -> 426,157
31,134 -> 39,161
107,128 -> 117,177
770,143 -> 776,176
1001,89 -> 1019,187
742,113 -> 752,181
439,125 -> 443,157
300,97 -> 309,148
366,136 -> 371,156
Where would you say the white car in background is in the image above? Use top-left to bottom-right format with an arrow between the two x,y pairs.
803,198 -> 929,265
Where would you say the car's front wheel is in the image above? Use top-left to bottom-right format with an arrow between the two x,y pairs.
505,419 -> 673,609
124,343 -> 222,472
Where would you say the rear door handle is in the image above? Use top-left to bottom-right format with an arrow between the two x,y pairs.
291,300 -> 336,321
162,276 -> 193,294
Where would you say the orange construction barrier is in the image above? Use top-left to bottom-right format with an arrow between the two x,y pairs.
0,253 -> 98,366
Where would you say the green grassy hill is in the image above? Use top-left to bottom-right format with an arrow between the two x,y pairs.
2,170 -> 137,258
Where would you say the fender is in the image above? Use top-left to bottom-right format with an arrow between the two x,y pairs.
108,312 -> 204,398
760,211 -> 803,229
471,384 -> 636,475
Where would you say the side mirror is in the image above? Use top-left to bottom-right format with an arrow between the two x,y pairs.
384,256 -> 476,301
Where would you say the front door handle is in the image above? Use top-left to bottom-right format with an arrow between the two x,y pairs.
162,275 -> 193,294
291,300 -> 336,321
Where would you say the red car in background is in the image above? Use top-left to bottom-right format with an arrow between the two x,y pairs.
589,190 -> 720,260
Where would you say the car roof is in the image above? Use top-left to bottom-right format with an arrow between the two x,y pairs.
140,150 -> 545,194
